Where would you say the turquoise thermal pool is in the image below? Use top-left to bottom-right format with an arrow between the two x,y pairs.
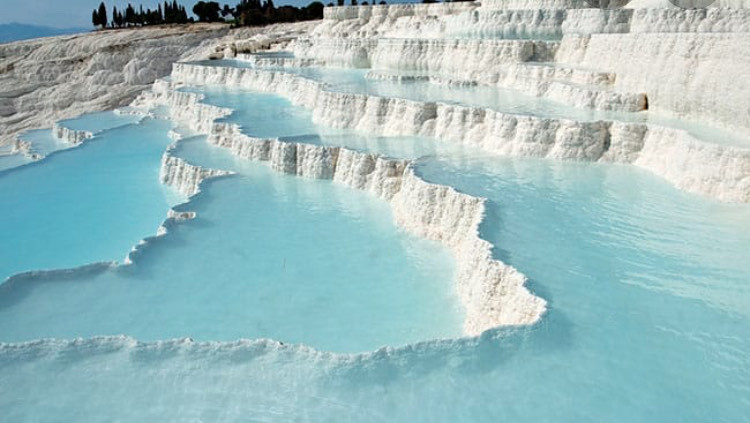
1,57 -> 749,422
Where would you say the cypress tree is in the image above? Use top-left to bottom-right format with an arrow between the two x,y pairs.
98,2 -> 108,28
265,0 -> 276,20
222,4 -> 233,18
125,4 -> 135,27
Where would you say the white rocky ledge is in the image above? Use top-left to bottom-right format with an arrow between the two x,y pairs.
165,62 -> 750,202
52,123 -> 93,145
139,73 -> 548,335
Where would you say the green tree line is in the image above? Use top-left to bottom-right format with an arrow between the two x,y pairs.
91,0 -> 347,29
92,1 -> 189,28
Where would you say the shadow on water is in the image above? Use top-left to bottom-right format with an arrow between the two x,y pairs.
0,134 -> 94,179
328,181 -> 573,386
476,197 -> 556,316
330,307 -> 574,388
478,198 -> 513,264
117,177 -> 232,280
0,262 -> 113,313
0,176 -> 232,308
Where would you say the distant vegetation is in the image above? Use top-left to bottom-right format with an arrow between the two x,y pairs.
89,0 -> 477,31
92,1 -> 188,28
90,0 -> 330,29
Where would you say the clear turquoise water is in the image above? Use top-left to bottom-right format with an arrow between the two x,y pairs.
1,66 -> 749,421
190,85 -> 471,158
0,151 -> 31,172
2,150 -> 748,421
0,111 -> 146,174
57,111 -> 142,133
201,60 -> 750,148
17,128 -> 72,157
0,136 -> 461,350
184,86 -> 335,139
414,155 -> 750,421
0,118 -> 175,280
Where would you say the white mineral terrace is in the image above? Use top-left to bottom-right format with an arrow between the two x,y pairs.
136,79 -> 546,335
15,0 -> 750,335
159,62 -> 749,202
279,1 -> 750,201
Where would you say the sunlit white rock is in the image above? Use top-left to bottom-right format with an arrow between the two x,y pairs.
164,63 -> 750,202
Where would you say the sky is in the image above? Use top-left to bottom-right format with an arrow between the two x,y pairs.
0,0 -> 340,29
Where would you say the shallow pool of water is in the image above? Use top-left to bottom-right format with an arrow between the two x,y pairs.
0,118 -> 176,280
186,85 -> 473,158
0,151 -> 461,351
1,63 -> 749,422
206,59 -> 750,148
2,150 -> 748,421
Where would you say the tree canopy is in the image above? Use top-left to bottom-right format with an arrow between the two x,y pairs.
193,1 -> 222,22
91,2 -> 107,28
91,0 -> 329,30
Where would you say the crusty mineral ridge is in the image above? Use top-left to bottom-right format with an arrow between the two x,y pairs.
292,2 -> 750,135
139,86 -> 547,335
0,22 -> 316,146
5,0 -> 750,333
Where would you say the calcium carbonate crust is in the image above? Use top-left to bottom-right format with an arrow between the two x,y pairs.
288,36 -> 647,113
124,135 -> 234,266
0,331 -> 507,367
0,133 -> 234,291
0,21 -> 317,148
3,0 -> 749,350
292,3 -> 750,133
135,69 -> 548,336
52,124 -> 93,145
163,63 -> 749,202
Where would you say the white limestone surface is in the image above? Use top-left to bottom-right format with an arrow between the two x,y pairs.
0,25 -> 226,147
291,37 -> 558,74
7,0 -> 750,339
160,150 -> 233,197
52,123 -> 93,145
0,22 -> 317,147
291,3 -> 750,128
141,79 -> 548,335
555,32 -> 750,134
165,63 -> 750,202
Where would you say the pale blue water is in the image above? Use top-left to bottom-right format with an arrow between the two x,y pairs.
181,86 -> 334,139
57,111 -> 142,133
200,60 -> 750,148
187,84 -> 471,158
1,62 -> 749,422
2,149 -> 748,421
0,118 -> 175,280
17,128 -> 71,157
413,155 -> 750,420
0,151 -> 31,172
0,111 -> 146,174
0,136 -> 461,350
